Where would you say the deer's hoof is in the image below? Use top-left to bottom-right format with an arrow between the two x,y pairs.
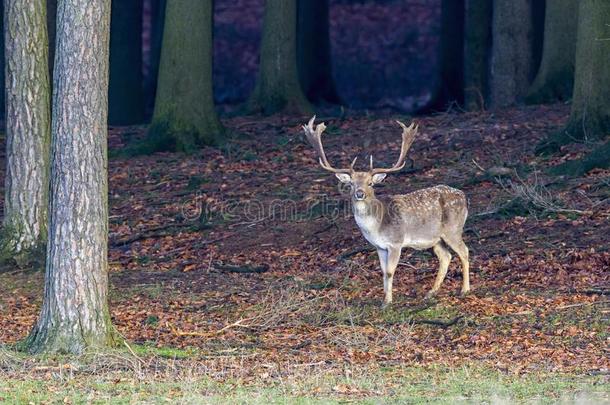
460,288 -> 471,297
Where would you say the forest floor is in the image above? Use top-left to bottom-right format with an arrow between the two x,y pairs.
1,104 -> 609,403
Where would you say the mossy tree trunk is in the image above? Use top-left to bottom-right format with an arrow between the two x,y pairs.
147,0 -> 223,152
296,0 -> 340,104
248,0 -> 312,115
108,0 -> 144,125
3,0 -> 51,257
26,0 -> 117,354
489,0 -> 534,108
526,0 -> 578,104
419,0 -> 465,113
463,0 -> 492,110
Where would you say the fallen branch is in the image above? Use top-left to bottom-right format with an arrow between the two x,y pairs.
214,263 -> 269,274
411,316 -> 463,328
111,223 -> 193,247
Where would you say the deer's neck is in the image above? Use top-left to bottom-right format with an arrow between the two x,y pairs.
352,197 -> 384,235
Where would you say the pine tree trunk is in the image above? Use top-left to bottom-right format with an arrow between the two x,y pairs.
296,0 -> 339,104
2,0 -> 51,256
108,0 -> 144,125
248,0 -> 312,115
419,0 -> 465,113
148,0 -> 223,152
489,0 -> 534,108
463,0 -> 492,110
526,0 -> 578,104
26,0 -> 116,354
563,0 -> 610,141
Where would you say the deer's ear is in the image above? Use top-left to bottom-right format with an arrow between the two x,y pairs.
372,173 -> 387,184
335,173 -> 351,183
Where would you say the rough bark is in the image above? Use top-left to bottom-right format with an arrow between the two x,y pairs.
489,0 -> 534,108
108,0 -> 144,125
26,0 -> 117,354
47,0 -> 57,77
147,0 -> 223,152
526,0 -> 578,104
2,0 -> 51,255
296,0 -> 340,104
248,0 -> 312,115
419,0 -> 464,113
463,0 -> 492,110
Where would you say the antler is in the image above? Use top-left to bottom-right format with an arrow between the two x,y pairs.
370,121 -> 417,175
302,116 -> 355,174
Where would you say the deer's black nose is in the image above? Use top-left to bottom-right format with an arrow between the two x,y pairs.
354,190 -> 365,200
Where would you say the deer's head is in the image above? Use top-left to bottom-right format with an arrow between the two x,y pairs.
302,116 -> 418,202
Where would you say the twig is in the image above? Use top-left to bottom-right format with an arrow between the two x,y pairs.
338,245 -> 376,261
123,340 -> 144,364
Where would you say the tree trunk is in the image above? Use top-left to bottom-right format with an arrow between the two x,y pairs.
463,0 -> 492,110
526,0 -> 578,104
418,0 -> 465,113
47,0 -> 57,77
563,0 -> 610,141
489,0 -> 534,108
296,0 -> 340,104
147,0 -> 223,152
26,0 -> 117,354
108,0 -> 144,125
0,1 -> 5,123
2,0 -> 51,257
537,0 -> 610,155
248,0 -> 312,115
144,0 -> 166,119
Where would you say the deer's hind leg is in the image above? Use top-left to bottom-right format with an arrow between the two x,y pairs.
442,235 -> 470,296
425,243 -> 452,299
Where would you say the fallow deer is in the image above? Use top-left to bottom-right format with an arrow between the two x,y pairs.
303,116 -> 470,307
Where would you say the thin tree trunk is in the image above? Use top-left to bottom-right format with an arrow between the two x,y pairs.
463,0 -> 492,110
489,0 -> 534,108
526,0 -> 578,104
108,0 -> 144,125
2,0 -> 51,256
26,0 -> 116,354
147,0 -> 223,152
297,0 -> 339,104
248,0 -> 312,115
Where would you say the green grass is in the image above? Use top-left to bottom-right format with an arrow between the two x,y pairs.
0,363 -> 607,404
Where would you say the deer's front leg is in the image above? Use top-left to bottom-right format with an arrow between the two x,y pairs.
378,247 -> 401,308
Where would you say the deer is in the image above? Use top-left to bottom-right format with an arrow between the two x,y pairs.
302,116 -> 470,307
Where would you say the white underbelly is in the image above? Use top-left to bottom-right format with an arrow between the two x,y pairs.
402,236 -> 440,250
